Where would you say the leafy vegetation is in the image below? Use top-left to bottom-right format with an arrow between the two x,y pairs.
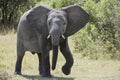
0,0 -> 120,59
0,0 -> 37,31
73,0 -> 120,59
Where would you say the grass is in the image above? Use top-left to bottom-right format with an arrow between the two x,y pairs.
0,33 -> 120,80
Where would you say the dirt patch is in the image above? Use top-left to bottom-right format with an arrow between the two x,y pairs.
0,70 -> 9,80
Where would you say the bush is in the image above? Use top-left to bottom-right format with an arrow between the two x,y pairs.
73,0 -> 120,59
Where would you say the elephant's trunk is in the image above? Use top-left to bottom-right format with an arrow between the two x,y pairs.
52,45 -> 58,70
51,35 -> 59,70
48,34 -> 65,70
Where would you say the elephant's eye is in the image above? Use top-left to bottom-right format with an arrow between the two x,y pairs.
49,21 -> 51,26
63,22 -> 66,26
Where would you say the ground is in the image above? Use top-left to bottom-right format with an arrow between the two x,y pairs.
0,33 -> 120,80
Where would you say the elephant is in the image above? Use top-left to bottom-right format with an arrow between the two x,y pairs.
14,5 -> 89,77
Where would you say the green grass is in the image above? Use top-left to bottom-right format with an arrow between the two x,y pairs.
0,33 -> 120,80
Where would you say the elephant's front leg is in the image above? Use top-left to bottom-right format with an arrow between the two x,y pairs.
41,39 -> 51,77
60,38 -> 74,75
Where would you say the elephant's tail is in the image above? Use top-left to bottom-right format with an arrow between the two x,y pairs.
52,46 -> 58,70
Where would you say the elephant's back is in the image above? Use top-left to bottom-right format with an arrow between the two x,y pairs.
17,10 -> 31,32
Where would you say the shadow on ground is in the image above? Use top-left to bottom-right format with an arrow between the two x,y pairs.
22,75 -> 74,80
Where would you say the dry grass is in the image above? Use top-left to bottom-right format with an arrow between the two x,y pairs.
0,33 -> 120,80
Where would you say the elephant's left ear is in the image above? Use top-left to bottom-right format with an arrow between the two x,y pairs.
62,5 -> 89,37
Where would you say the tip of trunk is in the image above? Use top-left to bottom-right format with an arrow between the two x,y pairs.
52,66 -> 55,70
52,46 -> 58,70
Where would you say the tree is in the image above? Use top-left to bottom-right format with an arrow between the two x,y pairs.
0,0 -> 37,30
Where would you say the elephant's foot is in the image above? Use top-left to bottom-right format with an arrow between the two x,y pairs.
39,69 -> 52,77
40,70 -> 52,77
62,65 -> 71,75
14,71 -> 22,75
41,73 -> 53,77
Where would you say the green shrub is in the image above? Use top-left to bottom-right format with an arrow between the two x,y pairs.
73,0 -> 120,59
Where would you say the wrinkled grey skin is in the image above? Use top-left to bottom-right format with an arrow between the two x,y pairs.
15,5 -> 89,77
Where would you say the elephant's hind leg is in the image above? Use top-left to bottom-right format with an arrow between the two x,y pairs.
37,53 -> 42,75
15,40 -> 25,75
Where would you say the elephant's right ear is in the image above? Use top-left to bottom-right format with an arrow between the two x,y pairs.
27,5 -> 52,33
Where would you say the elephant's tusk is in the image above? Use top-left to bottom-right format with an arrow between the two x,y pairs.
47,34 -> 50,39
62,35 -> 65,39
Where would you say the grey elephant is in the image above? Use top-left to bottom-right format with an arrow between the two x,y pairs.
15,5 -> 89,77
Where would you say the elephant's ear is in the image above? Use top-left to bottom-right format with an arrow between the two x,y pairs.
62,5 -> 89,37
27,5 -> 52,34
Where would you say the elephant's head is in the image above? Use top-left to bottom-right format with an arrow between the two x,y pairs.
27,5 -> 89,73
47,10 -> 67,46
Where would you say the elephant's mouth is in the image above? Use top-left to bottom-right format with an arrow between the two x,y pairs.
47,34 -> 65,46
51,35 -> 60,46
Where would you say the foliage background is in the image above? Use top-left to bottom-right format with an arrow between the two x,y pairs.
0,0 -> 120,59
